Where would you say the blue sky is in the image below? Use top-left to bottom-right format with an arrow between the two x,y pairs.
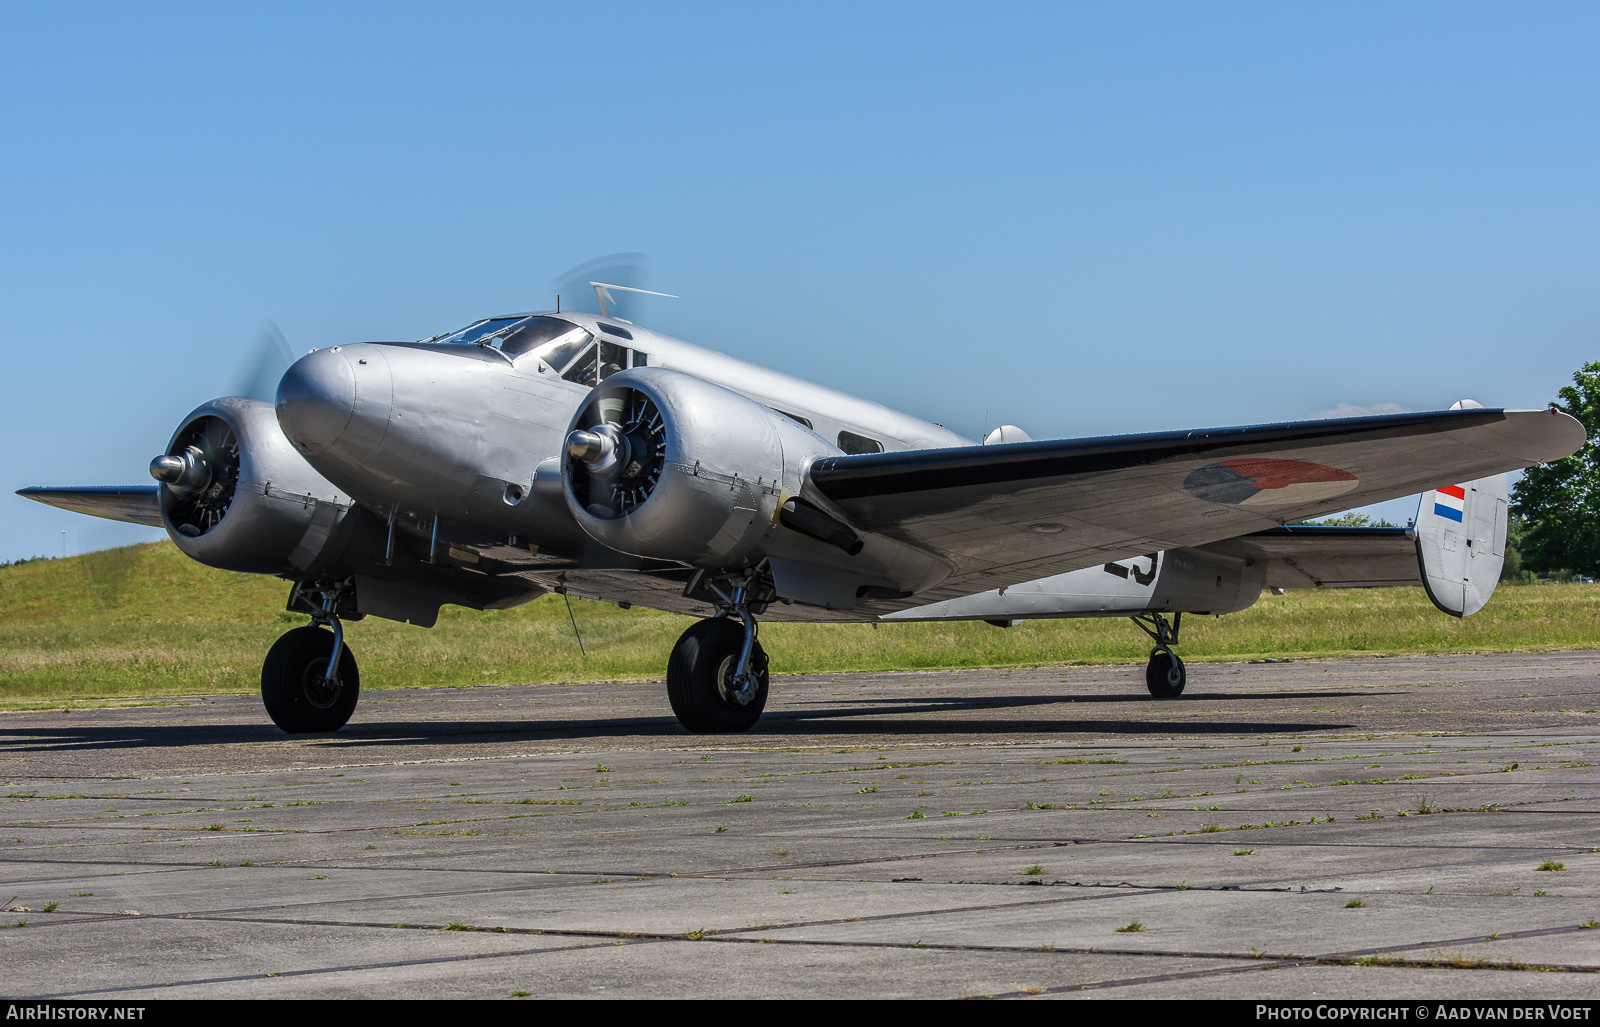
3,3 -> 1596,561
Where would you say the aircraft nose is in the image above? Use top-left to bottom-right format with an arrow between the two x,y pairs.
276,347 -> 357,456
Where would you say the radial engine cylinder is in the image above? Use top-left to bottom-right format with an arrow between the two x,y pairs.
562,368 -> 835,566
152,397 -> 356,576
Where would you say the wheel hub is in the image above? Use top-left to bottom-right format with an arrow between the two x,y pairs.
715,656 -> 759,707
301,660 -> 343,709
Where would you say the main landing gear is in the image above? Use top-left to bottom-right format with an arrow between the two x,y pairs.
262,585 -> 360,733
1132,611 -> 1186,699
667,574 -> 769,733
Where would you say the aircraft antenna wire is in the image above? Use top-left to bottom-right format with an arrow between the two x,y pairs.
563,590 -> 586,657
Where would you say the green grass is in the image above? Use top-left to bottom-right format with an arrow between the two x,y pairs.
4,541 -> 1600,702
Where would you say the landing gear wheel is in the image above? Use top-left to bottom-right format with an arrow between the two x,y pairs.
261,626 -> 360,733
1145,648 -> 1186,698
666,617 -> 769,733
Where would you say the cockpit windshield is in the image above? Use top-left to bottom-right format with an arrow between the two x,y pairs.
428,317 -> 528,347
421,314 -> 648,384
426,315 -> 594,364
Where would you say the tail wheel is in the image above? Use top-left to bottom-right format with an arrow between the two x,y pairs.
261,626 -> 360,733
1145,648 -> 1186,698
666,618 -> 768,733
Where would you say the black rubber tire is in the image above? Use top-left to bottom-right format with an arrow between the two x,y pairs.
1145,648 -> 1186,698
261,626 -> 360,733
666,617 -> 769,733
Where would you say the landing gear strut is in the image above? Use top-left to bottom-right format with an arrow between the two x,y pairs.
1132,611 -> 1185,698
667,574 -> 769,733
262,585 -> 360,733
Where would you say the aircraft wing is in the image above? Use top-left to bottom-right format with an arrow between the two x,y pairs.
1198,526 -> 1421,589
807,407 -> 1582,606
15,486 -> 164,528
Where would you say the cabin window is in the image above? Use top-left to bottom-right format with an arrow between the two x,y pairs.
549,339 -> 647,388
837,430 -> 883,455
598,341 -> 628,382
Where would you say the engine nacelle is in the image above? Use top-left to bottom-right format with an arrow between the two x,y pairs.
562,368 -> 834,566
155,397 -> 355,576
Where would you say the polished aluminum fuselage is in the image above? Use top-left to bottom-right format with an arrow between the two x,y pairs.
271,310 -> 972,624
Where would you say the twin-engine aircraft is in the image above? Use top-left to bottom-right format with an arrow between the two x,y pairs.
20,289 -> 1585,733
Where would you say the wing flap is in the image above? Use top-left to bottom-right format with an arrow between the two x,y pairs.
16,486 -> 164,529
808,408 -> 1582,607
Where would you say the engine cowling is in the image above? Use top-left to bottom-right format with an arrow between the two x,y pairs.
562,368 -> 833,566
153,397 -> 355,576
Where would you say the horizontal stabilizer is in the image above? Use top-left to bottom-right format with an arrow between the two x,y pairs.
15,486 -> 164,529
1205,525 -> 1422,589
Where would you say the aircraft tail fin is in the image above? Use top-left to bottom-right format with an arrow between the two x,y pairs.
1415,467 -> 1508,618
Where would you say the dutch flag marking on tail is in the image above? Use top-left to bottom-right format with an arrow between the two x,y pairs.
1433,485 -> 1466,522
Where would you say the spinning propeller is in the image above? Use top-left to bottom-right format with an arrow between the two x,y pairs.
147,321 -> 292,535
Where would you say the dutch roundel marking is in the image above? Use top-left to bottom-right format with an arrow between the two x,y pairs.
1432,484 -> 1466,522
1183,458 -> 1359,508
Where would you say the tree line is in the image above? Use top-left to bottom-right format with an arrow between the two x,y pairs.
1508,360 -> 1600,580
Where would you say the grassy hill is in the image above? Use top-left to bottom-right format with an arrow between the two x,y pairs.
2,540 -> 1597,705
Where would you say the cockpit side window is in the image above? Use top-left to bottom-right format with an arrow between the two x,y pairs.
561,344 -> 599,386
526,330 -> 594,378
500,316 -> 586,359
837,430 -> 883,455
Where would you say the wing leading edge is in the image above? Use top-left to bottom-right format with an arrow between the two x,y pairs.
807,407 -> 1583,608
16,486 -> 164,529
